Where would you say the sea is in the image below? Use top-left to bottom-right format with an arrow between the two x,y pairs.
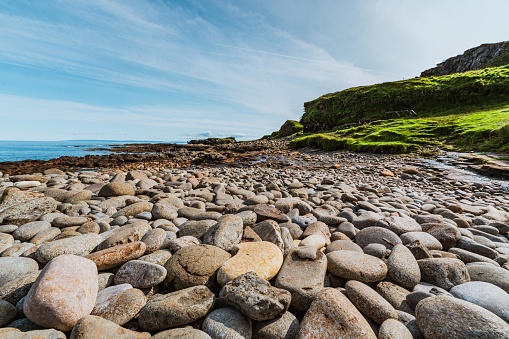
0,140 -> 177,162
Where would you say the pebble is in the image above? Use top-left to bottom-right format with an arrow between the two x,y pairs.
355,226 -> 402,249
138,285 -> 214,331
92,285 -> 146,325
387,244 -> 421,289
252,311 -> 300,339
378,318 -> 414,339
12,221 -> 51,242
327,250 -> 387,282
34,233 -> 103,264
0,299 -> 17,327
98,182 -> 136,197
450,281 -> 509,322
85,241 -> 147,270
114,260 -> 167,288
345,280 -> 398,325
165,244 -> 231,290
466,262 -> 509,293
0,257 -> 39,286
23,254 -> 98,332
220,272 -> 291,321
151,328 -> 212,339
202,307 -> 252,339
297,287 -> 376,338
416,295 -> 509,338
203,214 -> 243,251
70,315 -> 150,339
217,241 -> 283,286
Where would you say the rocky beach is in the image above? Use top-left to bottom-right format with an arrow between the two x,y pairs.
1,139 -> 509,338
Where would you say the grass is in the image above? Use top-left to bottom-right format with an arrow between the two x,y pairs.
301,65 -> 509,132
291,106 -> 509,154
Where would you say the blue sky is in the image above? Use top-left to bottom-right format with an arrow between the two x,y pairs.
1,0 -> 508,141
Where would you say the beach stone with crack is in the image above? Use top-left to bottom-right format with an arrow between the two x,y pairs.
165,244 -> 231,290
151,328 -> 212,339
91,286 -> 147,325
114,260 -> 167,288
220,272 -> 291,321
111,201 -> 154,218
202,307 -> 252,339
376,216 -> 422,235
416,295 -> 509,339
138,285 -> 214,331
98,182 -> 135,197
467,262 -> 509,293
217,241 -> 284,286
34,233 -> 102,264
0,299 -> 17,327
387,244 -> 421,289
70,315 -> 150,339
355,226 -> 402,249
297,287 -> 376,339
0,257 -> 39,286
97,222 -> 152,250
203,214 -> 243,251
418,258 -> 470,290
12,221 -> 50,242
450,281 -> 509,322
378,318 -> 413,339
345,280 -> 398,325
327,250 -> 387,282
252,311 -> 300,339
275,247 -> 327,312
84,241 -> 146,270
24,254 -> 98,332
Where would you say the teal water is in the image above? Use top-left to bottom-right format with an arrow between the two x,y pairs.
0,140 -> 171,162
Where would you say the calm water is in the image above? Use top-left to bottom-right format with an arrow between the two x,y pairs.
0,140 -> 167,162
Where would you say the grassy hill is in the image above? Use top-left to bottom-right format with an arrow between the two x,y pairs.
289,65 -> 509,154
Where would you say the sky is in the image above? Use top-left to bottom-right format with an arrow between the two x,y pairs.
1,1 -> 508,141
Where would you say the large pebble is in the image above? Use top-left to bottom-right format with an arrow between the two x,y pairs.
70,315 -> 150,339
327,250 -> 387,282
220,272 -> 291,321
138,285 -> 214,331
97,222 -> 151,250
12,221 -> 50,242
275,247 -> 327,312
378,318 -> 413,339
355,226 -> 402,249
34,233 -> 103,264
217,241 -> 283,286
203,214 -> 243,251
418,258 -> 470,290
202,307 -> 252,339
416,295 -> 509,339
114,260 -> 167,288
252,311 -> 300,339
297,287 -> 376,338
85,241 -> 147,270
467,262 -> 509,293
387,244 -> 421,289
152,328 -> 212,339
0,257 -> 39,286
92,285 -> 146,325
111,201 -> 153,218
450,281 -> 509,322
98,182 -> 135,197
165,244 -> 231,291
24,254 -> 98,332
0,299 -> 17,327
345,280 -> 398,325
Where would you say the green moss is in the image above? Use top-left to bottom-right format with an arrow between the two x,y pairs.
278,120 -> 304,138
301,65 -> 509,132
291,106 -> 509,154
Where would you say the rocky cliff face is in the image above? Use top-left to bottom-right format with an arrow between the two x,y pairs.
421,41 -> 509,77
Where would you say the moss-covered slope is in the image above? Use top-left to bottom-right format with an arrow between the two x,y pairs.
301,65 -> 509,133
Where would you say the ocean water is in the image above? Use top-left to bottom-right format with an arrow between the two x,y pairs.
0,140 -> 167,162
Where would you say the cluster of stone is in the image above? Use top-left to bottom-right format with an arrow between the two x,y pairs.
0,157 -> 509,338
